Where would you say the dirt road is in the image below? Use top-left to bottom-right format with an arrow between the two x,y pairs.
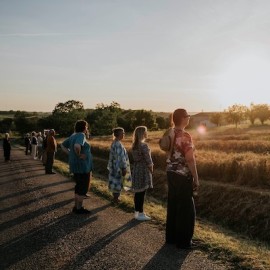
0,145 -> 230,270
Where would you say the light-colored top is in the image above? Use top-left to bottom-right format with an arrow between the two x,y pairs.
62,132 -> 93,174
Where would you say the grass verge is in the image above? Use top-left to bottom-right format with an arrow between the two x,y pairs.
53,159 -> 270,270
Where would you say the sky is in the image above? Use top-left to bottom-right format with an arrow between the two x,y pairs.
0,0 -> 270,113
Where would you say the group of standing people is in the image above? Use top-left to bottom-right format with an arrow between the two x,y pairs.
60,108 -> 199,249
24,129 -> 57,174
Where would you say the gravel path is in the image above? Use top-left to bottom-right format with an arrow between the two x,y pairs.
0,145 -> 230,270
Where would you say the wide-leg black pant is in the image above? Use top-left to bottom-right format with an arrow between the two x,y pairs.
166,171 -> 195,247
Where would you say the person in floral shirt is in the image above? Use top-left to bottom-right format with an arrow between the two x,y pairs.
166,108 -> 199,249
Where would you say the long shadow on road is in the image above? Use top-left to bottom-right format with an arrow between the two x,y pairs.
0,203 -> 111,269
62,219 -> 140,270
142,244 -> 191,270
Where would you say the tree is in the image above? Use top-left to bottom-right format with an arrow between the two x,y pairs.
86,102 -> 122,135
253,104 -> 270,125
156,116 -> 168,129
210,113 -> 223,126
0,118 -> 13,133
13,111 -> 38,135
133,110 -> 157,130
53,100 -> 84,114
225,104 -> 248,128
51,100 -> 86,136
246,103 -> 257,125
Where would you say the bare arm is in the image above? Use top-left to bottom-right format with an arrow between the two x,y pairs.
74,143 -> 86,160
185,149 -> 199,190
60,143 -> 70,155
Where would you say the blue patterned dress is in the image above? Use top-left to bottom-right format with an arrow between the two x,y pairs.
107,140 -> 131,193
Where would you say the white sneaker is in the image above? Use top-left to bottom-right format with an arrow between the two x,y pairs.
134,211 -> 139,219
136,213 -> 151,221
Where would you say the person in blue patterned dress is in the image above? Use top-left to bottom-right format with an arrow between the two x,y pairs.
107,127 -> 131,203
131,126 -> 153,221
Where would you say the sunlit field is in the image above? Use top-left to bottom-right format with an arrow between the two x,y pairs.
56,124 -> 270,244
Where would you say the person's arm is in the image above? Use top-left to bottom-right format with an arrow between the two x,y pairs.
60,143 -> 69,155
185,149 -> 199,190
142,144 -> 154,174
74,143 -> 86,160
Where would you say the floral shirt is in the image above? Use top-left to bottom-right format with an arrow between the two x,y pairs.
166,129 -> 194,177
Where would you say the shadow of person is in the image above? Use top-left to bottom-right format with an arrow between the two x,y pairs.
142,244 -> 191,270
62,219 -> 140,269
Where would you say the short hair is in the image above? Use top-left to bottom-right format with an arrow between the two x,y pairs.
173,108 -> 189,125
113,127 -> 124,138
74,120 -> 88,133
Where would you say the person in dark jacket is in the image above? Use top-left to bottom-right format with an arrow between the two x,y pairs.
3,133 -> 11,162
24,133 -> 31,155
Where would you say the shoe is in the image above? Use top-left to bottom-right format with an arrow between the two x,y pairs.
176,241 -> 197,249
112,197 -> 120,204
134,211 -> 139,219
72,207 -> 91,214
136,213 -> 151,221
83,193 -> 91,199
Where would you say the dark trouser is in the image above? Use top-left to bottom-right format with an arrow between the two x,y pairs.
113,193 -> 120,199
45,152 -> 55,173
25,145 -> 29,155
4,150 -> 10,161
166,171 -> 195,247
134,190 -> 146,212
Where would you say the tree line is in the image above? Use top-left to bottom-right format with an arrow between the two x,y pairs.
0,101 -> 270,135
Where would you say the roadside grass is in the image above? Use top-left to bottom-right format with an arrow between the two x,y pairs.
53,159 -> 270,270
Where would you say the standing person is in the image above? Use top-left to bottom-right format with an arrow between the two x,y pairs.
165,108 -> 199,249
131,126 -> 153,221
61,120 -> 93,214
31,131 -> 38,159
3,133 -> 11,162
24,133 -> 31,155
45,129 -> 57,174
42,130 -> 48,166
107,127 -> 131,204
37,132 -> 43,160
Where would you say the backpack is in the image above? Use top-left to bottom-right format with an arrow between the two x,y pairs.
159,128 -> 175,152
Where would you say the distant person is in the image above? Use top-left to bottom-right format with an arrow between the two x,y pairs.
42,130 -> 49,166
45,129 -> 57,174
61,120 -> 93,214
3,133 -> 11,162
24,133 -> 31,155
31,132 -> 38,159
165,108 -> 199,249
37,132 -> 43,160
107,127 -> 131,204
131,126 -> 153,221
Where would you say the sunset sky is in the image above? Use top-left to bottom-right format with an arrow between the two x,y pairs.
0,0 -> 270,113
